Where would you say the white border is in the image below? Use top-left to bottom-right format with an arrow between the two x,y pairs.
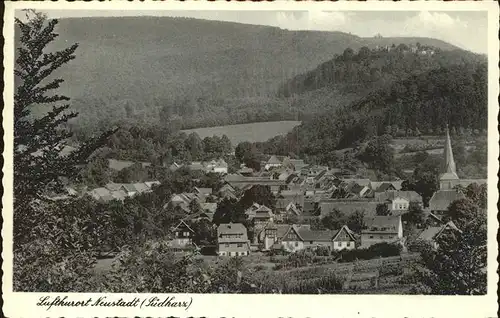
3,1 -> 499,317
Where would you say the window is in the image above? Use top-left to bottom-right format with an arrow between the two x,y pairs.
225,243 -> 230,247
294,242 -> 299,247
310,241 -> 313,244
347,242 -> 352,247
369,236 -> 374,239
235,252 -> 239,256
184,232 -> 189,236
380,236 -> 384,239
237,243 -> 243,248
337,242 -> 341,247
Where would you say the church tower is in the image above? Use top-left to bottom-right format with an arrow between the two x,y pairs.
439,125 -> 459,190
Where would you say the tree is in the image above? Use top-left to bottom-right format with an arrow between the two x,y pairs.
376,203 -> 391,216
414,214 -> 486,295
239,185 -> 276,211
464,183 -> 487,209
402,202 -> 425,228
321,209 -> 346,230
235,141 -> 254,163
14,10 -> 112,205
184,132 -> 203,160
347,210 -> 366,233
445,198 -> 480,228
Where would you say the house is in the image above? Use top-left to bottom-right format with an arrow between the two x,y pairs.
120,183 -> 138,197
416,221 -> 462,249
318,199 -> 379,217
375,191 -> 423,207
245,203 -> 273,224
361,215 -> 403,248
264,224 -> 356,252
375,191 -> 423,215
238,166 -> 254,176
194,187 -> 213,197
210,159 -> 228,174
282,158 -> 307,172
259,223 -> 292,250
171,220 -> 196,249
218,183 -> 238,200
265,155 -> 282,170
217,223 -> 251,256
428,190 -> 465,216
145,180 -> 161,189
253,205 -> 274,225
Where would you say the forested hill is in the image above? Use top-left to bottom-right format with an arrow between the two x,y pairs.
255,59 -> 487,164
278,44 -> 486,97
23,16 -> 461,134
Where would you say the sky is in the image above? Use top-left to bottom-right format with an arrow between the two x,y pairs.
38,10 -> 488,54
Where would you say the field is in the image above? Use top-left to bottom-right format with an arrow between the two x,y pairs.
181,121 -> 301,145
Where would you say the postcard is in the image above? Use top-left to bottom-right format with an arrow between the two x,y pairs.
2,1 -> 499,317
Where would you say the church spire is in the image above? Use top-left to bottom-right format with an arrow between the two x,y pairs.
441,124 -> 459,180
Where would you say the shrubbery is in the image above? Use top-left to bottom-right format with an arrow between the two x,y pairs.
338,243 -> 402,263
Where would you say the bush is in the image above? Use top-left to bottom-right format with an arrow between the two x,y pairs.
314,246 -> 331,256
338,243 -> 401,263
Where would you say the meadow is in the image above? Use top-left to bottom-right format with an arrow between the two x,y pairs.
181,121 -> 302,145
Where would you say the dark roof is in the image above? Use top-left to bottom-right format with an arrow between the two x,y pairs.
429,190 -> 465,211
363,215 -> 401,234
375,191 -> 423,203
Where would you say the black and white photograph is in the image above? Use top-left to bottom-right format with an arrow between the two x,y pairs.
2,1 -> 499,317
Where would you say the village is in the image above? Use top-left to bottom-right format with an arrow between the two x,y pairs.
49,128 -> 484,267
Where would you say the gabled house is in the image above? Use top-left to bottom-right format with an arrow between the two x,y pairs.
253,205 -> 274,225
170,220 -> 196,249
194,187 -> 213,197
266,224 -> 356,252
265,155 -> 282,171
416,221 -> 462,249
217,223 -> 250,256
361,215 -> 403,248
375,190 -> 423,209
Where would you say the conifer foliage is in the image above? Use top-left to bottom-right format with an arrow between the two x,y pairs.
14,10 -> 113,206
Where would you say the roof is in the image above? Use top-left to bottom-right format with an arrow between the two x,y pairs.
217,223 -> 249,243
145,181 -> 161,188
173,220 -> 195,233
298,228 -> 337,242
201,202 -> 218,213
133,183 -> 150,193
121,183 -> 137,193
218,223 -> 247,235
267,155 -> 282,164
429,190 -> 465,211
105,183 -> 123,191
342,178 -> 371,187
363,215 -> 401,234
319,199 -> 379,217
375,191 -> 423,203
195,187 -> 213,195
417,221 -> 462,241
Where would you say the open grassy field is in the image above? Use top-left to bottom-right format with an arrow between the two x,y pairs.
181,121 -> 301,145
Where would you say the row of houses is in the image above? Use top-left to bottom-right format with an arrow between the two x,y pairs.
88,181 -> 160,202
171,212 -> 462,257
169,159 -> 229,174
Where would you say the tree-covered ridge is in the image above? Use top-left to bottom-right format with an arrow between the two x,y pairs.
278,45 -> 486,98
18,16 -> 467,135
255,58 -> 487,161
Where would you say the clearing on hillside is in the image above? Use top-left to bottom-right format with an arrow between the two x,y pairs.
181,121 -> 301,145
